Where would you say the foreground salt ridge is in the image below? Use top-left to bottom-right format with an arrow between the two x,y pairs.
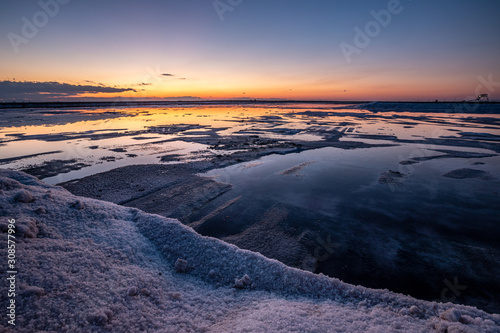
1,169 -> 499,333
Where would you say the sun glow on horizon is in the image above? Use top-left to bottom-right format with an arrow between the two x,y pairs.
1,1 -> 499,102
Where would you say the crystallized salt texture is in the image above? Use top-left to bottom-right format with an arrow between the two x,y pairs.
0,169 -> 498,333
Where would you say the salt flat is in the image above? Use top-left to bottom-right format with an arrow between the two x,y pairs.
1,102 -> 500,325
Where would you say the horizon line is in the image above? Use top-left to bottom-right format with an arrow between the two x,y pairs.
2,99 -> 500,103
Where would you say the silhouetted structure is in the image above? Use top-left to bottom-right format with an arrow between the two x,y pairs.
474,94 -> 489,102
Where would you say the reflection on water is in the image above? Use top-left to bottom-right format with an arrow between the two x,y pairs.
2,104 -> 499,185
200,145 -> 500,312
1,102 -> 500,312
1,105 -> 299,183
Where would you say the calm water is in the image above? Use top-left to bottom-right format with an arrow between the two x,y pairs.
1,103 -> 500,311
199,144 -> 500,311
2,103 -> 498,184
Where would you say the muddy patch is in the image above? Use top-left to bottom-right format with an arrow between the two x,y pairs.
159,154 -> 184,162
109,147 -> 127,153
279,161 -> 318,176
22,159 -> 91,179
0,151 -> 63,165
399,149 -> 497,165
378,170 -> 407,186
442,168 -> 492,180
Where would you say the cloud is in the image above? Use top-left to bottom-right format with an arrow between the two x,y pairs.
83,80 -> 106,86
0,80 -> 136,101
160,74 -> 187,80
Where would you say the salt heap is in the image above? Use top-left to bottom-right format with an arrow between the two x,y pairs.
0,169 -> 499,332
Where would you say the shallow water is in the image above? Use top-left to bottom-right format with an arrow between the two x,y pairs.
1,103 -> 500,312
2,104 -> 499,184
0,105 -> 297,183
199,145 -> 500,311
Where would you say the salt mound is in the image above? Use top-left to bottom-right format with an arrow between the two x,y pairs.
1,169 -> 499,332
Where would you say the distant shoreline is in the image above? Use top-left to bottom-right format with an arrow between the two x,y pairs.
1,100 -> 499,110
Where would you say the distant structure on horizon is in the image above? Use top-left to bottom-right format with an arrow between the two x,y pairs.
471,94 -> 489,102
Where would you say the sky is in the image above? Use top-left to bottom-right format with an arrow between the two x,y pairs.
0,0 -> 499,101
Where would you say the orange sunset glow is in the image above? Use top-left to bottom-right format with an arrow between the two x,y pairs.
1,1 -> 499,102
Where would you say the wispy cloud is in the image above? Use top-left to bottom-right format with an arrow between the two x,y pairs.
83,80 -> 106,86
0,80 -> 136,101
158,73 -> 188,81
